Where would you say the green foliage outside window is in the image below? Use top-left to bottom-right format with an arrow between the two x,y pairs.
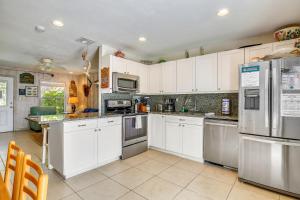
41,87 -> 65,114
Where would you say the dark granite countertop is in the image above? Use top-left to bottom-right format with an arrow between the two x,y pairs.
150,111 -> 238,121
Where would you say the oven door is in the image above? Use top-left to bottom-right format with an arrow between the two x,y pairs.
112,72 -> 140,93
122,115 -> 147,147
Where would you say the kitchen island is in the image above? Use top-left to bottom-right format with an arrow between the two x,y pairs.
37,113 -> 122,179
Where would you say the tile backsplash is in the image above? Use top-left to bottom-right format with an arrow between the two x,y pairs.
101,92 -> 238,116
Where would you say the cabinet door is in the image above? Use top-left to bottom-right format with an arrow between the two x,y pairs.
273,39 -> 298,51
182,124 -> 203,159
137,64 -> 149,94
126,60 -> 140,75
176,57 -> 196,93
112,56 -> 127,73
149,114 -> 165,149
217,49 -> 244,91
162,61 -> 177,93
64,129 -> 97,175
195,53 -> 218,92
244,43 -> 273,63
148,64 -> 162,94
165,122 -> 182,153
98,124 -> 122,164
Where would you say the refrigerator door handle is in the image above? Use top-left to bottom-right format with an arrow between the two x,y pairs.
272,66 -> 279,131
242,136 -> 300,147
265,68 -> 269,128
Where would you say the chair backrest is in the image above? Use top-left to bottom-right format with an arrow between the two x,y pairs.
19,155 -> 48,200
4,141 -> 24,200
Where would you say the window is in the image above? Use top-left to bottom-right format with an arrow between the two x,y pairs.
0,81 -> 7,106
40,82 -> 65,114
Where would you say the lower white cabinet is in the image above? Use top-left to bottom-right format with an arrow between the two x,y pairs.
98,120 -> 122,165
149,114 -> 165,149
165,122 -> 182,153
150,114 -> 204,161
182,124 -> 203,159
64,129 -> 98,177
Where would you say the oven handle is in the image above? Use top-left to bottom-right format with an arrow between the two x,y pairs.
123,115 -> 148,119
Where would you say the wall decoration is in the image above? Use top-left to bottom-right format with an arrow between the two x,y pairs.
101,67 -> 109,89
25,86 -> 38,97
19,89 -> 26,96
20,73 -> 34,84
69,80 -> 78,97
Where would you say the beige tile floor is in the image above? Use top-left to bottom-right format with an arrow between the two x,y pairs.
0,130 -> 297,200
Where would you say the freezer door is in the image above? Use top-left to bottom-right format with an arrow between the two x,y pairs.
239,61 -> 271,136
239,134 -> 300,197
272,58 -> 300,140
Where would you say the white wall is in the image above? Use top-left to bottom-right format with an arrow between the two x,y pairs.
0,67 -> 82,131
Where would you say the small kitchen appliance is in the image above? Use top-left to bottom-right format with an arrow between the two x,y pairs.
238,57 -> 300,198
164,98 -> 176,112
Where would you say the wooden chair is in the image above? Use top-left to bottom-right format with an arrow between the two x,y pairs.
18,154 -> 48,200
4,141 -> 24,200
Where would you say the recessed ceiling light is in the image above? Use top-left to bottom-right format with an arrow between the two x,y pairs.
217,8 -> 229,16
52,20 -> 64,27
139,37 -> 147,42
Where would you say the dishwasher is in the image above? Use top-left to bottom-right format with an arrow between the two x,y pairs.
203,119 -> 239,169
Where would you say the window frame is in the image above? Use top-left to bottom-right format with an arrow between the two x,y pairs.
39,81 -> 66,113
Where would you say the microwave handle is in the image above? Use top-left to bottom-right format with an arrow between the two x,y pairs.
118,87 -> 137,91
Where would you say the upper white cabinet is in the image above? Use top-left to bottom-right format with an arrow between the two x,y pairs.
273,38 -> 298,51
126,59 -> 140,75
244,43 -> 273,64
111,56 -> 127,74
162,61 -> 177,93
148,64 -> 163,94
176,57 -> 196,93
138,64 -> 149,94
195,53 -> 218,92
217,49 -> 245,91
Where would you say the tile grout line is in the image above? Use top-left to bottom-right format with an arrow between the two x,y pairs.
225,177 -> 238,200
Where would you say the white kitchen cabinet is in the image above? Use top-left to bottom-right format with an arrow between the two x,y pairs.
217,49 -> 245,91
176,57 -> 196,93
137,64 -> 149,94
126,59 -> 140,75
273,39 -> 299,51
149,114 -> 165,149
112,56 -> 127,74
244,43 -> 273,64
148,64 -> 163,94
162,61 -> 177,93
165,122 -> 182,154
64,128 -> 98,178
98,119 -> 122,165
182,124 -> 203,159
195,53 -> 218,92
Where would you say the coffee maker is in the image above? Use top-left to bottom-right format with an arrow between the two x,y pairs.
164,98 -> 176,112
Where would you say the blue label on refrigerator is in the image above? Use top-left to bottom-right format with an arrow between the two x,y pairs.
241,66 -> 260,87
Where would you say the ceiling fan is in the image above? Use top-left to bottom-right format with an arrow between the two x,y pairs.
37,58 -> 66,73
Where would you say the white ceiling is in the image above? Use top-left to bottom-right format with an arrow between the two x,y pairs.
0,0 -> 300,72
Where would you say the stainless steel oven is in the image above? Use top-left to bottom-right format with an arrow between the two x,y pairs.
112,72 -> 140,93
122,114 -> 148,159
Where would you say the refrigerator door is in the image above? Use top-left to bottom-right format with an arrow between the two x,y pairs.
239,61 -> 271,136
239,134 -> 300,198
272,58 -> 300,140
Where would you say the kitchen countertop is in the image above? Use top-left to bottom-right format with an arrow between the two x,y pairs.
150,111 -> 238,121
26,112 -> 123,124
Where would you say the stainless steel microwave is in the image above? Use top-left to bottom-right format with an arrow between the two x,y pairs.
112,72 -> 140,93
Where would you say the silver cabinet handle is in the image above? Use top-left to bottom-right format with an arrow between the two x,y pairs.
205,122 -> 238,127
78,124 -> 87,127
107,120 -> 114,123
242,136 -> 300,147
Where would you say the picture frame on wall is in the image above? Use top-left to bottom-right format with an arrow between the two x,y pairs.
20,73 -> 35,84
25,86 -> 38,97
19,88 -> 26,95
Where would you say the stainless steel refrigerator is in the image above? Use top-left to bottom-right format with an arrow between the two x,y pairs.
238,57 -> 300,198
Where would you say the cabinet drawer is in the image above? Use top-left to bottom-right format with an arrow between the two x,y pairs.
165,115 -> 203,126
63,119 -> 98,133
99,117 -> 122,127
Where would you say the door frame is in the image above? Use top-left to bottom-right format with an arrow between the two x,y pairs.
0,75 -> 14,132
